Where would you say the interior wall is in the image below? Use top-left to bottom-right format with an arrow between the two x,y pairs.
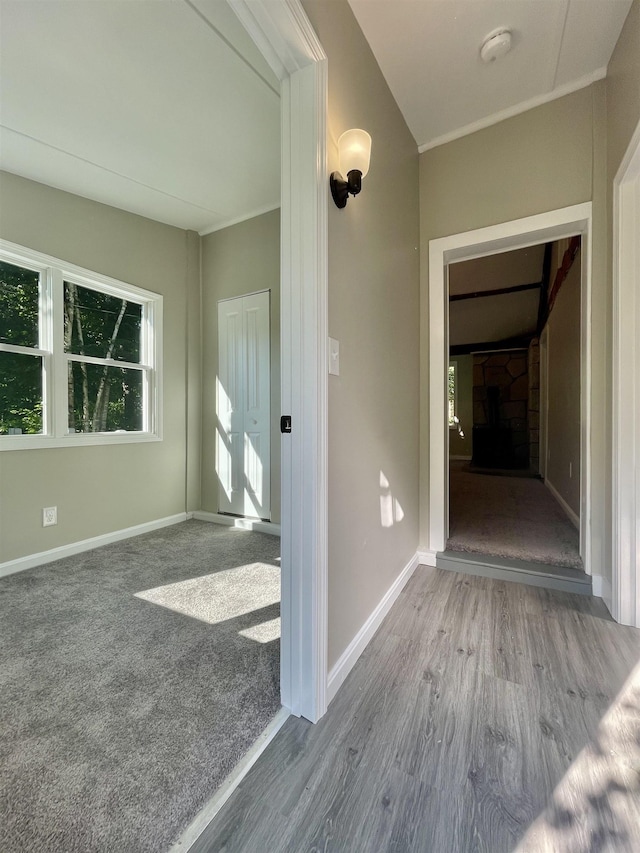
200,210 -> 281,524
0,171 -> 190,563
603,0 -> 640,585
544,249 -> 582,516
449,355 -> 472,458
302,0 -> 420,670
419,84 -> 605,561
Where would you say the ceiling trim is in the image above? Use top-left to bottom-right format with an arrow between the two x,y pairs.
198,201 -> 280,236
182,0 -> 280,96
418,65 -> 606,154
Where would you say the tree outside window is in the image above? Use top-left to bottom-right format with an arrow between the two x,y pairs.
0,241 -> 161,448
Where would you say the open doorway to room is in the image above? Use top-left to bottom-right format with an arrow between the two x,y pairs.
445,237 -> 585,578
425,203 -> 593,594
0,0 -> 323,850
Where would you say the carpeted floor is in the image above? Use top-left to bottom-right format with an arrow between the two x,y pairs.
0,520 -> 281,852
448,464 -> 583,569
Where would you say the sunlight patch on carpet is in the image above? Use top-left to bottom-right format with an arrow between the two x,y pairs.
239,617 -> 281,644
135,562 -> 280,625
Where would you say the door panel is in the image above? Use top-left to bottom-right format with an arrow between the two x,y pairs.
217,292 -> 271,519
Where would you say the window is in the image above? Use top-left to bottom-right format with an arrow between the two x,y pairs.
448,361 -> 457,428
0,240 -> 162,449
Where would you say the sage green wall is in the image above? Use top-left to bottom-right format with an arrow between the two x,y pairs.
302,0 -> 420,670
418,85 -> 611,572
200,210 -> 281,524
0,172 -> 191,562
607,0 -> 640,179
449,355 -> 472,458
545,249 -> 581,517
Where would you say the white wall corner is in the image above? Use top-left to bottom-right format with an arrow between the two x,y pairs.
0,513 -> 188,579
327,552 -> 419,705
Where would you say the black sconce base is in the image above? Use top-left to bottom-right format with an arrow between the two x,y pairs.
330,172 -> 349,208
330,169 -> 363,209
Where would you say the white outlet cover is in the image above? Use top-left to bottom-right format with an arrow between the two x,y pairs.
43,506 -> 57,527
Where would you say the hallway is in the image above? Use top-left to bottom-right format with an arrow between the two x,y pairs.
189,566 -> 640,852
448,463 -> 582,571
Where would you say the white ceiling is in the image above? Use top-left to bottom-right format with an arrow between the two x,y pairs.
348,0 -> 633,151
2,1 -> 632,231
0,0 -> 281,234
449,244 -> 546,347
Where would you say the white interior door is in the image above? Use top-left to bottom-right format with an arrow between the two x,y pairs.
217,291 -> 271,520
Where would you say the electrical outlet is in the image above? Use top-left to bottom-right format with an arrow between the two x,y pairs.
43,506 -> 57,527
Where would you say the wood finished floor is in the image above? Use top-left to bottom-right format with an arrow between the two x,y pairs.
191,567 -> 640,853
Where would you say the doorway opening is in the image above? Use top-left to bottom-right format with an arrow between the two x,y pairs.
428,203 -> 593,585
446,238 -> 584,575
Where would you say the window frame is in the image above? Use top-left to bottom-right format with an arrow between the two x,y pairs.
0,239 -> 163,450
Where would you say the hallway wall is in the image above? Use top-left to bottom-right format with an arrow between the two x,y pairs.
302,0 -> 420,669
545,248 -> 582,518
419,83 -> 607,570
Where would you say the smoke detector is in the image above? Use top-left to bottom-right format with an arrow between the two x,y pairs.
480,28 -> 512,63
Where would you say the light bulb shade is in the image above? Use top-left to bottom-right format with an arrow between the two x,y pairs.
338,129 -> 371,178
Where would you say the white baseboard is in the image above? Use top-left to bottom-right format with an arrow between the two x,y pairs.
592,574 -> 613,610
544,478 -> 580,529
449,455 -> 472,461
417,549 -> 438,567
327,552 -> 419,705
0,513 -> 188,579
170,707 -> 290,852
192,511 -> 281,537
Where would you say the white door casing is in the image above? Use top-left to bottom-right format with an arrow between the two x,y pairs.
539,326 -> 549,481
427,203 -> 593,576
612,118 -> 640,628
229,0 -> 328,722
217,292 -> 271,520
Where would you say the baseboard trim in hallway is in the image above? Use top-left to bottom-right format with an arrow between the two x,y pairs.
436,549 -> 592,595
170,707 -> 291,853
327,552 -> 419,704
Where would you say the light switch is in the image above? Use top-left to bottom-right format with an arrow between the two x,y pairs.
329,337 -> 340,376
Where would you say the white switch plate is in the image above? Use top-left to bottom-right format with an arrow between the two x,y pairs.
329,337 -> 340,376
43,506 -> 57,527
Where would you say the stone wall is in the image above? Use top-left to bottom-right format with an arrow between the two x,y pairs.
473,350 -> 529,467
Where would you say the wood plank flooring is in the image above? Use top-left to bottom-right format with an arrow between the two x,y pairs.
190,567 -> 640,853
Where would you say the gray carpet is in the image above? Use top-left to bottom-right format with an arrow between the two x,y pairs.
0,520 -> 281,852
448,465 -> 583,569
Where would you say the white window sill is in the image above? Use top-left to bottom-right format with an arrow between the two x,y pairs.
0,432 -> 162,451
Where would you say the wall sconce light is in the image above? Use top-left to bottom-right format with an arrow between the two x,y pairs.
330,129 -> 371,209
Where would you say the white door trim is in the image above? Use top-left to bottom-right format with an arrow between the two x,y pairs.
612,119 -> 640,628
428,203 -> 593,576
230,0 -> 328,721
539,326 -> 549,481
